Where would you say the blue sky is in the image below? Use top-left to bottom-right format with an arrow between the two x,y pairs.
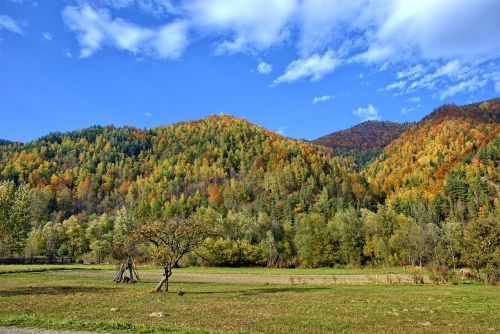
1,0 -> 499,143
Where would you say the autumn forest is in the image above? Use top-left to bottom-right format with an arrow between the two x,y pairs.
1,99 -> 499,281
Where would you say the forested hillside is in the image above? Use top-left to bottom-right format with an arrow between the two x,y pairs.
0,101 -> 499,279
0,115 -> 369,266
366,100 -> 500,211
312,121 -> 410,167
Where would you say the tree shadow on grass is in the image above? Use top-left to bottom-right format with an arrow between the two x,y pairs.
183,286 -> 331,296
0,285 -> 117,297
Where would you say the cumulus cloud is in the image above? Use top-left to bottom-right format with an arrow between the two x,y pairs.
282,0 -> 499,92
0,15 -> 24,34
257,61 -> 272,74
296,0 -> 364,57
312,95 -> 333,104
353,104 -> 380,121
62,5 -> 188,59
272,51 -> 341,85
58,0 -> 499,98
185,0 -> 296,54
358,0 -> 500,62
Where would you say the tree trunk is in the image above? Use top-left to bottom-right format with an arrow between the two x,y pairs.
155,267 -> 170,292
127,257 -> 134,282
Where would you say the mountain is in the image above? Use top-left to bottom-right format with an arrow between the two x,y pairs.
0,115 -> 360,223
313,121 -> 409,152
312,121 -> 410,167
365,98 -> 500,213
1,100 -> 499,270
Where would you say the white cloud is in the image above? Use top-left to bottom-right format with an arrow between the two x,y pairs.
296,0 -> 364,56
65,51 -> 73,58
0,15 -> 24,34
257,61 -> 272,74
389,59 -> 492,97
496,82 -> 500,93
312,95 -> 333,104
153,21 -> 189,58
62,5 -> 188,59
406,96 -> 421,103
89,0 -> 179,16
137,0 -> 179,16
58,0 -> 500,98
144,112 -> 152,117
439,78 -> 488,100
396,64 -> 424,79
353,104 -> 380,121
358,0 -> 500,63
42,32 -> 53,41
185,0 -> 296,54
272,51 -> 340,85
385,80 -> 406,91
401,104 -> 421,114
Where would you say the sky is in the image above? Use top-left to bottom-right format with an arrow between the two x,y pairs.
0,0 -> 499,143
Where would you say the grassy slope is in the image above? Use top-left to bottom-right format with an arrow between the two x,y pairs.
0,270 -> 498,334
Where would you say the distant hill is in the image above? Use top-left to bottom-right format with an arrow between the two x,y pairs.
365,98 -> 500,206
0,139 -> 19,146
313,121 -> 410,153
312,121 -> 410,167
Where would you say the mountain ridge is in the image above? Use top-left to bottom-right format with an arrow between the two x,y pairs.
312,120 -> 411,153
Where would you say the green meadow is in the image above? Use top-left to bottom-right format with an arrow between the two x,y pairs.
0,266 -> 498,333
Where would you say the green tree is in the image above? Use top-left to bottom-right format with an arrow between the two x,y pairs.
86,214 -> 113,263
328,208 -> 364,265
295,213 -> 332,267
463,212 -> 500,281
61,216 -> 88,261
0,181 -> 32,255
41,221 -> 63,260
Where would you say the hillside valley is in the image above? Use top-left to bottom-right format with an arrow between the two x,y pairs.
0,98 -> 499,274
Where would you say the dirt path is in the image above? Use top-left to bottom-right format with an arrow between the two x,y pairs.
50,270 -> 424,284
0,327 -> 107,334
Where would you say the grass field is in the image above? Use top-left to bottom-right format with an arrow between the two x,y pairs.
0,264 -> 424,275
0,266 -> 498,333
